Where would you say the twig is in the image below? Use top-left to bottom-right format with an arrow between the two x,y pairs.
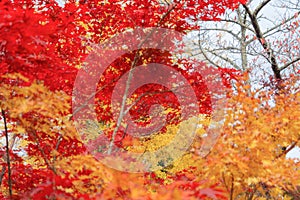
230,175 -> 234,200
0,166 -> 6,187
28,127 -> 57,174
1,109 -> 12,199
253,0 -> 271,16
276,138 -> 299,159
52,134 -> 63,163
222,172 -> 230,193
280,57 -> 300,71
0,131 -> 17,187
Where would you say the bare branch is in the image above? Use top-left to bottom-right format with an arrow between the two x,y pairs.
238,6 -> 248,70
217,19 -> 254,32
0,166 -> 6,187
0,131 -> 16,188
276,138 -> 299,159
243,4 -> 282,80
28,126 -> 57,174
52,134 -> 63,163
197,38 -> 220,68
200,28 -> 241,41
1,109 -> 12,198
253,0 -> 272,16
206,48 -> 240,69
230,175 -> 234,200
280,57 -> 300,71
263,11 -> 300,36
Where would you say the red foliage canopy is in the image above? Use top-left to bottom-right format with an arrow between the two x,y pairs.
0,0 -> 245,199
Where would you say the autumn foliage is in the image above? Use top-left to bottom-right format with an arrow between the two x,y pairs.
0,0 -> 299,199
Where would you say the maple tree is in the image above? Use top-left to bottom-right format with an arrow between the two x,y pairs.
194,0 -> 300,88
1,0 -> 299,200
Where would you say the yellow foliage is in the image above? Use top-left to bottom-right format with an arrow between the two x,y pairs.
196,80 -> 300,199
55,155 -> 113,195
0,77 -> 78,140
2,73 -> 300,199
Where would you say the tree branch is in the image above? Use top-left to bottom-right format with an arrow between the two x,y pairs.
200,28 -> 241,41
197,38 -> 220,68
263,11 -> 300,36
107,6 -> 177,154
1,109 -> 12,199
219,19 -> 254,32
28,127 -> 57,174
276,138 -> 299,159
253,0 -> 271,16
242,4 -> 282,80
0,165 -> 6,187
230,175 -> 234,200
205,47 -> 240,69
52,134 -> 63,163
238,6 -> 248,70
280,57 -> 300,71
